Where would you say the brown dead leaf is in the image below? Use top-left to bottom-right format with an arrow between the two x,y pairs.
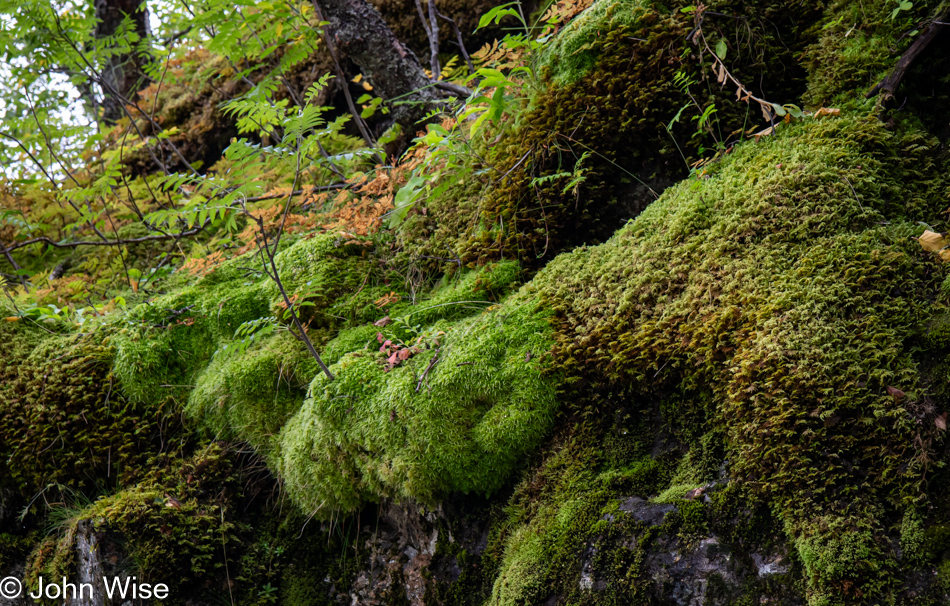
684,487 -> 705,500
936,413 -> 947,430
813,107 -> 840,119
918,230 -> 947,252
886,386 -> 905,401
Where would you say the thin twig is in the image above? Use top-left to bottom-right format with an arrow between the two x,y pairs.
1,222 -> 210,253
427,0 -> 441,77
416,352 -> 440,392
434,8 -> 474,74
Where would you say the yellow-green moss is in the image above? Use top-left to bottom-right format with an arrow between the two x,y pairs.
186,330 -> 316,453
527,115 -> 949,603
277,293 -> 557,515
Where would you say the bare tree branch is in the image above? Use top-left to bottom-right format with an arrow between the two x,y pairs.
427,0 -> 441,77
434,8 -> 474,75
866,12 -> 949,100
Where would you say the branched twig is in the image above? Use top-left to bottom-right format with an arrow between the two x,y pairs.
239,192 -> 335,381
433,7 -> 474,74
416,352 -> 440,392
688,5 -> 783,123
1,222 -> 210,253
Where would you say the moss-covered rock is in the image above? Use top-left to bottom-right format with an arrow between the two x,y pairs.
186,330 -> 317,453
802,0 -> 947,108
399,0 -> 825,270
111,233 -> 377,407
526,114 -> 949,602
277,290 -> 557,515
0,333 -> 175,496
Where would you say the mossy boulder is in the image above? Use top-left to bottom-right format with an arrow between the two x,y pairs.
277,291 -> 558,515
0,333 -> 174,496
111,233 -> 377,407
186,330 -> 317,453
525,114 -> 949,602
398,0 -> 825,270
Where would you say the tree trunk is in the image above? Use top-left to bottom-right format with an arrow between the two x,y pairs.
313,0 -> 442,129
94,0 -> 151,124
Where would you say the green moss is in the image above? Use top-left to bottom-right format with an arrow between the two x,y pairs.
321,323 -> 380,365
277,293 -> 557,515
900,508 -> 928,566
653,483 -> 704,504
395,261 -> 523,324
186,330 -> 316,453
0,333 -> 175,496
536,0 -> 652,85
793,514 -> 891,606
525,115 -> 949,602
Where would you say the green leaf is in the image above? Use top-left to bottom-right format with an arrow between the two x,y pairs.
389,176 -> 427,228
715,38 -> 727,60
783,103 -> 804,119
477,3 -> 521,30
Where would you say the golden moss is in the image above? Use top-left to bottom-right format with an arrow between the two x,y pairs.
0,334 -> 176,496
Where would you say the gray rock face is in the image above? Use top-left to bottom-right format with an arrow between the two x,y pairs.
0,564 -> 33,606
575,494 -> 805,606
347,501 -> 440,606
751,551 -> 791,577
644,535 -> 741,606
72,521 -> 105,606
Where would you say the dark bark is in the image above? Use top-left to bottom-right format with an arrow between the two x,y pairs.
312,0 -> 442,129
94,0 -> 151,124
866,11 -> 948,101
